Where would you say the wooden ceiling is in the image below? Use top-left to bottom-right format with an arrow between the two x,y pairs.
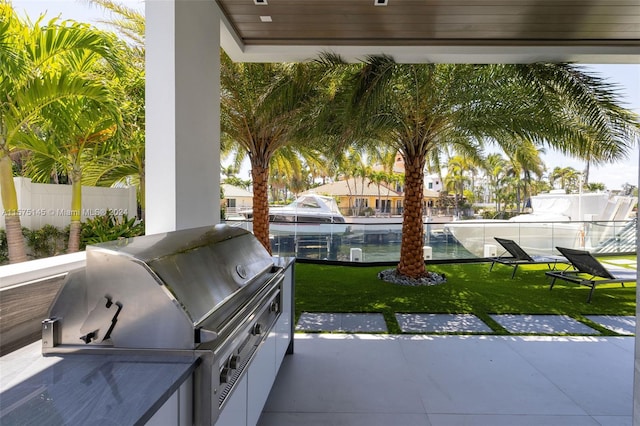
216,0 -> 640,47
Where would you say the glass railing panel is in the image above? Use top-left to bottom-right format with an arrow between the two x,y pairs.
523,221 -> 574,256
426,221 -> 476,259
340,222 -> 368,261
356,221 -> 402,262
223,218 -> 636,262
587,219 -> 637,254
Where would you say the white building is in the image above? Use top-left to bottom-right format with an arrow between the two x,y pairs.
424,174 -> 443,192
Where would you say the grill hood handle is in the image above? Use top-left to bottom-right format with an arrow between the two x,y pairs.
80,295 -> 123,344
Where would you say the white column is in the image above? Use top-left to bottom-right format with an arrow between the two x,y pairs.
145,0 -> 221,234
634,139 -> 640,425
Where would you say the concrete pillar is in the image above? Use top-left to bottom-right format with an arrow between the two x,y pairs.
145,0 -> 221,234
634,144 -> 640,425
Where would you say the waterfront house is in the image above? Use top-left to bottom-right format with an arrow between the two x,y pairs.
222,183 -> 253,216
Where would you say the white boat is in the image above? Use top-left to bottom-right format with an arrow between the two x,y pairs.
229,194 -> 348,238
235,194 -> 345,223
444,191 -> 637,257
268,194 -> 346,224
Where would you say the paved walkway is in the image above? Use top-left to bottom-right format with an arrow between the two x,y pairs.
296,312 -> 636,335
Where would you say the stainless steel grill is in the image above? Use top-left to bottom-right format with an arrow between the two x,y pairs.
41,224 -> 294,425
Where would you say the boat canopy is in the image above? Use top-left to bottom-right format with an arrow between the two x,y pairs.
284,195 -> 342,215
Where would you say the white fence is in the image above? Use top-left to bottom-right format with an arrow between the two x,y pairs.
1,177 -> 137,230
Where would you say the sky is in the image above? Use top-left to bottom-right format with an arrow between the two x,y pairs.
10,0 -> 640,191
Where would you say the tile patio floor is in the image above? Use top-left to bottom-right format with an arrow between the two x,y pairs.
258,314 -> 636,426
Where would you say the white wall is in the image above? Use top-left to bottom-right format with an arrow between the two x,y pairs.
1,177 -> 137,230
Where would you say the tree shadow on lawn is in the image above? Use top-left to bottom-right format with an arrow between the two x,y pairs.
294,262 -> 636,334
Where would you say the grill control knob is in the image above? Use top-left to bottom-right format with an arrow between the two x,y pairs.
220,367 -> 232,384
252,323 -> 262,336
270,301 -> 279,313
229,355 -> 241,369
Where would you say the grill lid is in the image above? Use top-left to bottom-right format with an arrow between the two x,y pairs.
88,224 -> 274,325
46,224 -> 277,350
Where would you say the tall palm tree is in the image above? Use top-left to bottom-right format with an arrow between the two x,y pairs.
82,0 -> 146,217
333,57 -> 639,278
483,153 -> 508,211
504,139 -> 545,212
269,147 -> 304,203
330,148 -> 371,215
220,52 -> 327,252
22,97 -> 120,252
444,156 -> 471,217
550,166 -> 581,192
367,170 -> 387,214
0,5 -> 122,262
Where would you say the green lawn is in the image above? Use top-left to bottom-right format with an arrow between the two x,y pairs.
294,258 -> 637,335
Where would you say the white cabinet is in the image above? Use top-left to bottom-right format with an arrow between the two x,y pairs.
247,332 -> 277,425
216,375 -> 248,426
146,375 -> 192,426
215,260 -> 294,426
275,266 -> 292,366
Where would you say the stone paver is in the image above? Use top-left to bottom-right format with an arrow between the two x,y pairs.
296,313 -> 635,336
490,314 -> 600,335
585,315 -> 636,335
395,313 -> 492,333
296,312 -> 387,332
601,259 -> 637,269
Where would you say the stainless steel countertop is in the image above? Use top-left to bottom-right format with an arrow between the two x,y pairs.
0,342 -> 197,425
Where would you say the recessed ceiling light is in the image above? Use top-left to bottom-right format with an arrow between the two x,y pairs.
260,16 -> 272,22
254,0 -> 267,5
374,0 -> 388,5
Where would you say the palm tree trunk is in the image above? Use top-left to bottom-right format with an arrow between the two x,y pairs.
67,171 -> 82,253
583,160 -> 590,186
345,178 -> 354,215
397,155 -> 426,278
0,155 -> 27,263
251,163 -> 272,254
5,214 -> 27,263
139,166 -> 145,221
68,221 -> 82,252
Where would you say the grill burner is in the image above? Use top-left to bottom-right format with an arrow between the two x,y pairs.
41,224 -> 294,424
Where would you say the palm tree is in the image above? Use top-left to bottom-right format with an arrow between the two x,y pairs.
504,139 -> 545,212
367,170 -> 386,214
22,97 -> 121,252
220,52 -> 327,252
330,148 -> 373,215
82,0 -> 146,217
0,5 -> 122,262
444,156 -> 471,217
550,166 -> 581,192
483,153 -> 510,212
332,57 -> 639,278
221,165 -> 238,180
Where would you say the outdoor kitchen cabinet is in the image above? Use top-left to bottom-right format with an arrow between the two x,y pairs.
217,259 -> 294,426
146,375 -> 193,426
215,375 -> 248,425
0,226 -> 295,426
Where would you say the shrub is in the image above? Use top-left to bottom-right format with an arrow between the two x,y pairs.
0,229 -> 7,264
361,207 -> 375,217
80,211 -> 144,249
24,225 -> 66,258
